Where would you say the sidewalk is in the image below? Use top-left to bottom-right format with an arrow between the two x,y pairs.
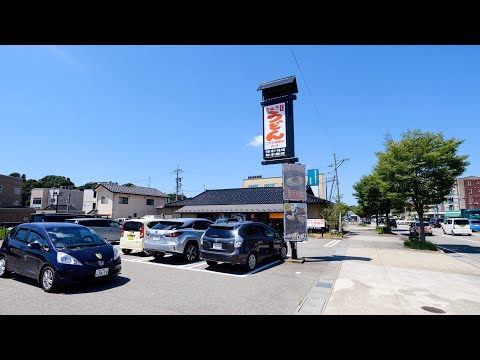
298,225 -> 480,315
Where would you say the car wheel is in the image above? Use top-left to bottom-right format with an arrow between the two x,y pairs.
41,266 -> 57,293
153,252 -> 165,259
0,256 -> 11,278
122,249 -> 132,255
206,260 -> 218,267
184,242 -> 198,262
279,245 -> 288,260
244,252 -> 257,271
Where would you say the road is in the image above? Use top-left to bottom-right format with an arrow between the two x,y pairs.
391,225 -> 480,269
0,237 -> 342,315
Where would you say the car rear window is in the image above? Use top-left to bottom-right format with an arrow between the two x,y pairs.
454,219 -> 470,226
471,221 -> 480,224
123,221 -> 143,231
152,221 -> 184,230
204,226 -> 235,239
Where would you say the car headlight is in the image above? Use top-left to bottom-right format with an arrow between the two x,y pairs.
57,252 -> 82,265
113,246 -> 120,260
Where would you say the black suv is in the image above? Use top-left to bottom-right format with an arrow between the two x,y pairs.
200,221 -> 288,271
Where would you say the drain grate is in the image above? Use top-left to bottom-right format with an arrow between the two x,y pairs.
421,306 -> 445,314
315,281 -> 332,288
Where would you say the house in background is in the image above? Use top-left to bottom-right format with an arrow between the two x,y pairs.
94,182 -> 168,219
30,187 -> 84,213
83,189 -> 97,213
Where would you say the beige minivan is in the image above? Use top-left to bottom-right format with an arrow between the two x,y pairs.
119,218 -> 164,254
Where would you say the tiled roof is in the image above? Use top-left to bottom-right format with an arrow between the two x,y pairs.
96,182 -> 168,197
257,76 -> 297,91
165,187 -> 328,207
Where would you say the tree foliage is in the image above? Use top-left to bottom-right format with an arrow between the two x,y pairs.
376,130 -> 469,242
9,172 -> 20,178
77,182 -> 100,191
320,202 -> 349,230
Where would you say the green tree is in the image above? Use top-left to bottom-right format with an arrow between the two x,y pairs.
36,175 -> 75,189
77,182 -> 99,191
376,130 -> 469,242
9,172 -> 20,178
321,202 -> 349,231
122,183 -> 135,187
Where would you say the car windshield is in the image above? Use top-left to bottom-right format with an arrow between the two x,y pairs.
47,226 -> 106,249
152,221 -> 184,230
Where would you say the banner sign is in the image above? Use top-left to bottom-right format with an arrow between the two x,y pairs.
307,218 -> 325,229
283,163 -> 306,201
263,102 -> 287,159
307,169 -> 319,186
284,203 -> 308,241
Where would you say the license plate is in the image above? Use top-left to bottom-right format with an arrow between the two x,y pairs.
213,243 -> 222,250
460,226 -> 465,228
95,268 -> 109,277
152,236 -> 160,241
128,235 -> 135,240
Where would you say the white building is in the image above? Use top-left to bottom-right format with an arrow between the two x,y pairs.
93,182 -> 169,219
82,189 -> 97,213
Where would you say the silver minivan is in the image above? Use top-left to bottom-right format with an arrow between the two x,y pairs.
442,218 -> 472,236
65,218 -> 123,243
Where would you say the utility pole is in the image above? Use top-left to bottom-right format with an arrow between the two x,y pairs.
329,153 -> 349,235
173,165 -> 183,202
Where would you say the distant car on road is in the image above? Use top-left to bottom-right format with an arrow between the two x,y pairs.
0,222 -> 121,292
442,218 -> 472,236
363,219 -> 371,225
429,218 -> 443,228
388,219 -> 397,228
409,222 -> 433,237
470,220 -> 480,232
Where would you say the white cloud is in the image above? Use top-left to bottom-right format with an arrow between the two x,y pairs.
247,135 -> 263,147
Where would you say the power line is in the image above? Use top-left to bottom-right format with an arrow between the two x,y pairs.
289,45 -> 321,118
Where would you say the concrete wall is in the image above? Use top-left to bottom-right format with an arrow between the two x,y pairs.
82,189 -> 97,213
0,207 -> 36,222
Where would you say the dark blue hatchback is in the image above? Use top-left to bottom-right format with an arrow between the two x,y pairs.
0,222 -> 122,292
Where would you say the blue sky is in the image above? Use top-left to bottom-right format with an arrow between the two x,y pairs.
1,45 -> 479,205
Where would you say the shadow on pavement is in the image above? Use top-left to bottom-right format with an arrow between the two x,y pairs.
61,276 -> 131,295
302,255 -> 372,263
205,258 -> 283,275
436,244 -> 480,254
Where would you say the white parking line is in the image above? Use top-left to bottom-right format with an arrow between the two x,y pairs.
121,257 -> 280,278
324,240 -> 341,247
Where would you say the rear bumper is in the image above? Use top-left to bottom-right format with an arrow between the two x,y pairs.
200,249 -> 247,265
120,238 -> 144,251
144,239 -> 183,255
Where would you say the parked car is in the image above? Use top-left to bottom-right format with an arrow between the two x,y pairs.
200,221 -> 288,271
0,222 -> 121,292
388,219 -> 397,228
65,218 -> 122,244
409,222 -> 433,237
119,218 -> 164,255
143,218 -> 213,261
442,218 -> 472,236
115,218 -> 130,224
363,219 -> 371,225
470,220 -> 480,232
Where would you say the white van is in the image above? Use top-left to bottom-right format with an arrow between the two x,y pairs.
442,218 -> 472,236
119,218 -> 164,254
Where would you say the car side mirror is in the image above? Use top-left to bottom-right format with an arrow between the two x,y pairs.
43,244 -> 50,252
27,242 -> 41,250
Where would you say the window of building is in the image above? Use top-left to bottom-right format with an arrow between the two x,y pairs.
467,181 -> 472,186
248,185 -> 259,188
119,197 -> 128,204
93,191 -> 97,198
101,196 -> 108,204
0,185 -> 2,193
468,189 -> 473,194
265,183 -> 275,187
448,205 -> 455,211
133,213 -> 137,218
92,203 -> 96,210
32,198 -> 42,206
469,197 -> 473,203
12,200 -> 19,206
14,188 -> 20,194
146,199 -> 154,206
